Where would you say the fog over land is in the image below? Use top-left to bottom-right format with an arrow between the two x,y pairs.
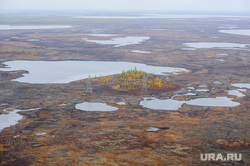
1,0 -> 250,13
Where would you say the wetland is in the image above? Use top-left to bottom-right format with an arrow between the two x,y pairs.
0,12 -> 249,166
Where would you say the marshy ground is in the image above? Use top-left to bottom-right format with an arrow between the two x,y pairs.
0,13 -> 249,165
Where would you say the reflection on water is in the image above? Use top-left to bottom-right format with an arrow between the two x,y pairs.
0,60 -> 188,84
75,102 -> 118,111
140,96 -> 240,111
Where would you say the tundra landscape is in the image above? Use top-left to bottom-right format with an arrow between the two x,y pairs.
0,11 -> 250,165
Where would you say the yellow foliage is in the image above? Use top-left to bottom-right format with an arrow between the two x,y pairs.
0,145 -> 4,152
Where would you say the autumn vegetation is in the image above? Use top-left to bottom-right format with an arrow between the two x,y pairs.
0,49 -> 37,55
93,68 -> 178,93
0,136 -> 23,153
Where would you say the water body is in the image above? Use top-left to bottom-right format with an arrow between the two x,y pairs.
131,50 -> 151,54
196,89 -> 209,92
0,60 -> 188,84
0,25 -> 72,30
146,127 -> 160,132
82,36 -> 150,47
183,42 -> 248,49
75,102 -> 118,111
228,90 -> 245,97
140,98 -> 185,110
198,85 -> 207,88
219,26 -> 239,29
0,108 -> 39,131
74,14 -> 250,19
219,29 -> 250,36
35,132 -> 47,136
140,97 -> 240,111
231,83 -> 250,89
116,102 -> 126,105
0,109 -> 23,131
186,97 -> 239,107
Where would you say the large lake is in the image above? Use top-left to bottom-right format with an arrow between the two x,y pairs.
183,42 -> 248,49
219,29 -> 250,36
0,60 -> 188,84
0,25 -> 72,30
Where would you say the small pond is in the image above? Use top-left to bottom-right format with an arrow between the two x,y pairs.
228,90 -> 245,97
131,50 -> 151,54
231,83 -> 250,89
75,102 -> 118,111
0,109 -> 23,131
140,96 -> 240,111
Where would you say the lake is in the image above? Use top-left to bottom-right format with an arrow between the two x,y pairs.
183,42 -> 248,49
140,96 -> 240,111
0,60 -> 188,84
0,108 -> 40,131
231,83 -> 250,89
219,29 -> 250,36
82,36 -> 150,47
0,109 -> 23,131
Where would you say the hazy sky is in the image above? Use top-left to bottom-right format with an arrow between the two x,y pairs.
0,0 -> 249,12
